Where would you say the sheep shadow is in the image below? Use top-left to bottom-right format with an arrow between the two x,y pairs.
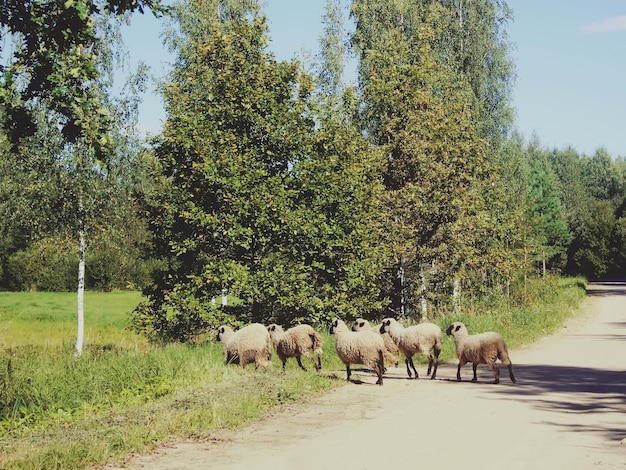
477,363 -> 626,444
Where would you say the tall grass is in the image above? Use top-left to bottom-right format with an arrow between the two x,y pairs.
0,277 -> 586,469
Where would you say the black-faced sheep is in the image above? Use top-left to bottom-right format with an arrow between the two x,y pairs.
267,324 -> 323,372
352,318 -> 400,367
380,318 -> 443,380
216,323 -> 272,370
330,318 -> 385,385
445,321 -> 516,384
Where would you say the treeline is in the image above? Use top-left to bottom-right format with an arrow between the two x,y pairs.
0,0 -> 624,342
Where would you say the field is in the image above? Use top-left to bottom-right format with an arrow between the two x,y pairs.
0,278 -> 586,469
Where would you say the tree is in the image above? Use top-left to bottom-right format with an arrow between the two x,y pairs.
0,0 -> 165,148
525,140 -> 571,274
549,146 -> 595,235
445,0 -> 515,146
0,10 -> 153,355
352,1 -> 491,316
584,148 -> 624,205
133,0 -> 317,341
570,200 -> 616,279
315,0 -> 348,101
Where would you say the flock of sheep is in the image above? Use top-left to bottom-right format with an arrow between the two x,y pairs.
216,318 -> 516,385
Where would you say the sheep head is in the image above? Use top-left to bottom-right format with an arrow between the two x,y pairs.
352,319 -> 371,331
217,325 -> 234,342
267,324 -> 284,334
330,318 -> 347,334
446,322 -> 468,337
379,318 -> 394,334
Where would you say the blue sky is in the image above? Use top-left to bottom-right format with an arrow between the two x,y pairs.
123,1 -> 626,158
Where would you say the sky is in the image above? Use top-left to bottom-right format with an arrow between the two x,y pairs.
122,1 -> 626,158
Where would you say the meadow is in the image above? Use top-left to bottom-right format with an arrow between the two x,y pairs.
0,278 -> 587,469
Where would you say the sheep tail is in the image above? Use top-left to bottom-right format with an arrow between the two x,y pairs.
308,333 -> 319,352
497,345 -> 512,366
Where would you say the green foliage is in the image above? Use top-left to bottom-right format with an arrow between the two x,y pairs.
0,0 -> 165,147
569,200 -> 616,279
135,0 -> 389,340
525,141 -> 571,271
353,1 -> 494,314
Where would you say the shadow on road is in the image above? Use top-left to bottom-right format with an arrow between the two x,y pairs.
482,363 -> 626,444
586,279 -> 626,297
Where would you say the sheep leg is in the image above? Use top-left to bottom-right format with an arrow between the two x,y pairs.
456,362 -> 464,381
507,364 -> 516,383
296,356 -> 308,372
428,352 -> 439,380
303,352 -> 320,372
471,363 -> 479,382
404,356 -> 418,379
345,363 -> 352,382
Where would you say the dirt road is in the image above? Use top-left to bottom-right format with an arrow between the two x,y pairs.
118,281 -> 626,470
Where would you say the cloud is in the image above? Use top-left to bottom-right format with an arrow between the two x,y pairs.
579,15 -> 626,33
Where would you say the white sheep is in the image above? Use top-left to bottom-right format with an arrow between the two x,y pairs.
216,323 -> 272,370
352,318 -> 400,367
445,321 -> 516,384
379,318 -> 443,380
330,318 -> 385,385
267,324 -> 323,371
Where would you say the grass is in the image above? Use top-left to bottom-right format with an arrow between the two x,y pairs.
0,277 -> 587,469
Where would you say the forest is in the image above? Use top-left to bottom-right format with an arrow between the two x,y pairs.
1,0 -> 625,342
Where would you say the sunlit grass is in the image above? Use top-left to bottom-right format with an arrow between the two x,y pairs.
0,290 -> 146,350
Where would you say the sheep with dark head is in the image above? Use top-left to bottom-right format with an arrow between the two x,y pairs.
446,321 -> 516,384
380,318 -> 443,379
267,324 -> 323,371
217,323 -> 272,370
330,318 -> 385,385
352,318 -> 400,367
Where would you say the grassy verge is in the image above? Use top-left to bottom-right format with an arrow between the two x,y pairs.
0,277 -> 586,469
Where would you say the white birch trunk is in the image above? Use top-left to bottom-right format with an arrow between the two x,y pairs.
453,278 -> 461,314
75,228 -> 85,357
420,265 -> 428,320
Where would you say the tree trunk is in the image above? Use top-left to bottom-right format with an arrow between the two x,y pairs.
453,278 -> 461,314
75,228 -> 85,357
420,263 -> 428,320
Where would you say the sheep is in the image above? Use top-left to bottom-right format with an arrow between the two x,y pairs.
216,323 -> 272,370
267,323 -> 323,372
445,321 -> 516,384
352,318 -> 400,367
379,318 -> 443,380
329,318 -> 385,385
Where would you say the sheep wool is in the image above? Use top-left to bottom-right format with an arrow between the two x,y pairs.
330,318 -> 385,385
217,323 -> 272,370
446,321 -> 516,384
380,318 -> 443,380
352,318 -> 400,367
267,324 -> 323,371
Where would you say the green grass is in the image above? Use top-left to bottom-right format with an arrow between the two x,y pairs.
0,290 -> 146,350
0,278 -> 587,469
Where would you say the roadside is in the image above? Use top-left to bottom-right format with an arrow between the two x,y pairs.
110,280 -> 626,470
